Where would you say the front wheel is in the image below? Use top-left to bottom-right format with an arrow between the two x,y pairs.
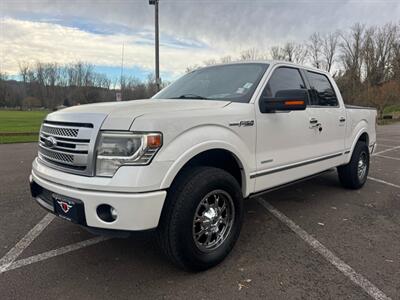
157,166 -> 244,271
337,141 -> 370,189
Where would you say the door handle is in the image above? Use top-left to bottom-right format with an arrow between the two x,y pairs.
339,117 -> 346,123
309,118 -> 322,130
310,122 -> 322,129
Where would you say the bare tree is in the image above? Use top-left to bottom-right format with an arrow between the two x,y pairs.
12,61 -> 123,108
339,23 -> 365,82
185,65 -> 200,73
18,62 -> 30,84
321,32 -> 339,73
220,55 -> 232,63
365,81 -> 400,118
0,72 -> 8,107
18,62 -> 31,101
282,42 -> 308,64
282,42 -> 296,62
363,24 -> 397,85
203,59 -> 218,66
391,38 -> 400,81
239,48 -> 267,61
307,33 -> 322,68
337,24 -> 366,104
3,22 -> 399,114
270,46 -> 286,60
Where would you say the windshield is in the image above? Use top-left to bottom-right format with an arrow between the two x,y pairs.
152,63 -> 269,103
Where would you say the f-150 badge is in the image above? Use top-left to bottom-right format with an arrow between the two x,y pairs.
229,120 -> 254,127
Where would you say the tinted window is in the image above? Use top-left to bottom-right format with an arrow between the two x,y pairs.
263,67 -> 306,97
307,71 -> 338,106
153,63 -> 269,103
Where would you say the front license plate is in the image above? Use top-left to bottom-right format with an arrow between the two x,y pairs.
52,193 -> 81,223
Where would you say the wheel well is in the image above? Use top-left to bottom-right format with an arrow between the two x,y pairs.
358,132 -> 369,146
174,149 -> 244,190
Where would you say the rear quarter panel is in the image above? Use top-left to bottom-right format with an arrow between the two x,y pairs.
345,107 -> 377,163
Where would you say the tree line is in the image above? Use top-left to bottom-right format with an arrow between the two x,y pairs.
188,22 -> 400,118
0,62 -> 160,110
1,22 -> 399,117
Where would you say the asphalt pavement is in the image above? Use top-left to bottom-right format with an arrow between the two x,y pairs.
0,123 -> 399,299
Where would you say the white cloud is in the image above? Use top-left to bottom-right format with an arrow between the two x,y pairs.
1,1 -> 399,77
0,18 -> 226,76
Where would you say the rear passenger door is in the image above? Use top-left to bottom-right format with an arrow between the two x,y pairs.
304,70 -> 346,159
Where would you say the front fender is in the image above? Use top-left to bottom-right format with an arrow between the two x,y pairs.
156,125 -> 255,197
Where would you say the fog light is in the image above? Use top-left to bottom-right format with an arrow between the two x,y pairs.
97,204 -> 118,222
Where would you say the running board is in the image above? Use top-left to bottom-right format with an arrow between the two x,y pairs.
248,168 -> 335,199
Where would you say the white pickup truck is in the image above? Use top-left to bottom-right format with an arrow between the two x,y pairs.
30,61 -> 377,271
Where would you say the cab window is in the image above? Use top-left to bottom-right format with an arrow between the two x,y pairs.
306,71 -> 338,106
263,67 -> 306,98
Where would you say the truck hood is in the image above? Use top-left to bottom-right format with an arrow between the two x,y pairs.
46,99 -> 231,130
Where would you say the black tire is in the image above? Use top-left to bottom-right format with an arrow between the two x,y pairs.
337,141 -> 369,189
157,166 -> 244,271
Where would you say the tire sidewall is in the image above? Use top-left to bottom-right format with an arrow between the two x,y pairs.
353,142 -> 370,186
175,169 -> 243,270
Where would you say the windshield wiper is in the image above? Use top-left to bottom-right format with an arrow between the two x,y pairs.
170,94 -> 208,100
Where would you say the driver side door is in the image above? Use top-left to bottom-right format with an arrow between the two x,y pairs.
253,66 -> 320,192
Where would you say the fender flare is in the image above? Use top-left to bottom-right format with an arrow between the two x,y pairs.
348,126 -> 369,159
159,141 -> 252,197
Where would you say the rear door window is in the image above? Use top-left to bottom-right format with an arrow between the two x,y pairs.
306,71 -> 338,106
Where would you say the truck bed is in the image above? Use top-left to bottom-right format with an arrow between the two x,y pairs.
345,104 -> 376,111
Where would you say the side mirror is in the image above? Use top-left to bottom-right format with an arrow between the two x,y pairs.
259,89 -> 308,113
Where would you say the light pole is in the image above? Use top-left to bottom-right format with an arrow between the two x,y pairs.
149,0 -> 161,91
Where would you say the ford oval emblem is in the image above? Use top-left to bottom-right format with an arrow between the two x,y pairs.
44,136 -> 57,148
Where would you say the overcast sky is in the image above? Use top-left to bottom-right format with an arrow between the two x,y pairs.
1,0 -> 400,80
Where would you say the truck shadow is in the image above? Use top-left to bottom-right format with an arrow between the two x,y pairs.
23,171 -> 364,299
89,171 -> 343,269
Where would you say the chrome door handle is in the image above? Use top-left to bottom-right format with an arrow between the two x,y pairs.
309,118 -> 322,130
310,122 -> 322,128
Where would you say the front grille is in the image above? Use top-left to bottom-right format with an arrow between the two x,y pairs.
39,146 -> 74,163
41,125 -> 79,137
38,121 -> 95,175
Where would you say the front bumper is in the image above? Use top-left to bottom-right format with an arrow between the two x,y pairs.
30,170 -> 166,231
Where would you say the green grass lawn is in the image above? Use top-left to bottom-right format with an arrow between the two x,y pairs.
384,104 -> 400,115
0,134 -> 41,144
0,110 -> 49,143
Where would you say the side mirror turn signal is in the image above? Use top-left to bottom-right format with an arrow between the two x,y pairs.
259,89 -> 308,113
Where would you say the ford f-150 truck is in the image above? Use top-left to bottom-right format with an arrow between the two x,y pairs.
30,61 -> 377,271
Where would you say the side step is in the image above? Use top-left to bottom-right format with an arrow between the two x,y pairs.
248,168 -> 335,199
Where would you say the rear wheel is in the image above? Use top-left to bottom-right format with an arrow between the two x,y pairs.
157,166 -> 243,271
337,141 -> 369,189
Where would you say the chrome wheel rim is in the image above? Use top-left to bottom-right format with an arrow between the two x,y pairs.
357,152 -> 368,180
192,190 -> 235,252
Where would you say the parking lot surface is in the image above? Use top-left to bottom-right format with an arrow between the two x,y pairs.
1,123 -> 399,299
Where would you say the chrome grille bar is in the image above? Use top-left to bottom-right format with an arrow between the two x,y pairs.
38,144 -> 88,166
37,119 -> 98,175
38,145 -> 74,164
41,125 -> 79,137
39,134 -> 90,153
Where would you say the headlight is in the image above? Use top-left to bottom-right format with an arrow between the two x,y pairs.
96,131 -> 162,177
